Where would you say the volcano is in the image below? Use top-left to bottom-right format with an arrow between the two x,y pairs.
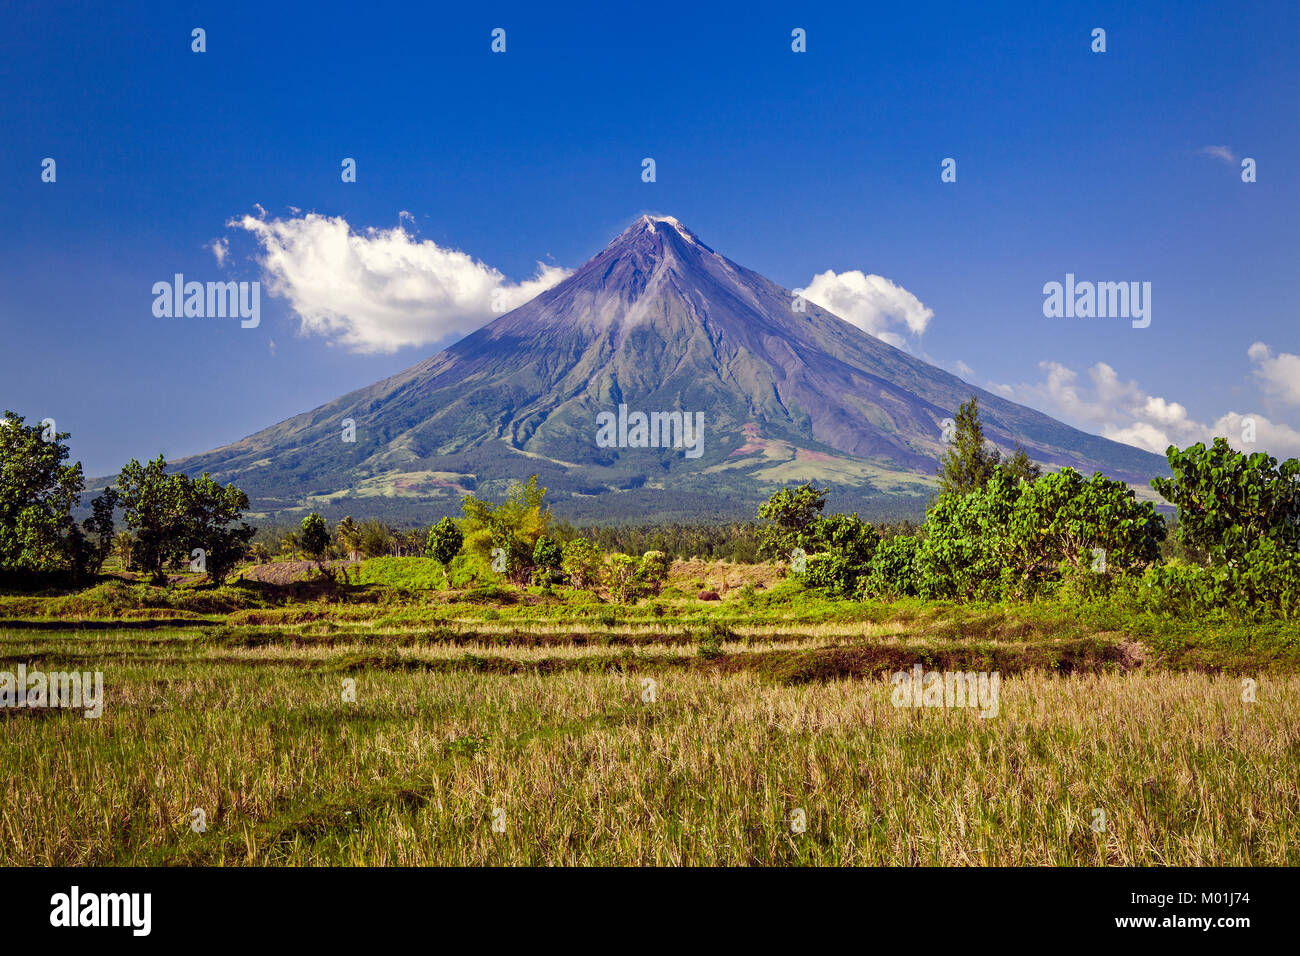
173,215 -> 1167,523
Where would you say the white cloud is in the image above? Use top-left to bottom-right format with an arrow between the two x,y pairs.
226,211 -> 571,354
801,269 -> 933,349
1000,355 -> 1300,460
207,237 -> 229,267
1247,342 -> 1300,405
1198,145 -> 1238,165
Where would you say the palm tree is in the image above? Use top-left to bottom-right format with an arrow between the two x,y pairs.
336,516 -> 362,562
113,532 -> 134,571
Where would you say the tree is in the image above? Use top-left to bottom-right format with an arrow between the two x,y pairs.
336,516 -> 362,562
1002,445 -> 1042,485
1005,468 -> 1164,589
937,396 -> 1001,496
182,474 -> 255,584
115,456 -> 190,584
113,532 -> 134,571
0,411 -> 86,574
532,535 -> 563,570
1152,438 -> 1300,565
561,539 -> 603,589
300,513 -> 330,564
115,458 -> 254,585
637,550 -> 670,597
426,516 -> 464,587
461,475 -> 552,584
799,512 -> 879,597
605,553 -> 642,603
757,484 -> 828,560
81,487 -> 118,575
358,519 -> 392,558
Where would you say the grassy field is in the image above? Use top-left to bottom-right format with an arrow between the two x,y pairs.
2,561 -> 1298,866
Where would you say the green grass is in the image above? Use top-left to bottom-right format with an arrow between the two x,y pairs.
2,564 -> 1298,865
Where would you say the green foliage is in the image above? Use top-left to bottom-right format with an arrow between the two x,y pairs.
604,553 -> 641,604
355,556 -> 451,591
425,516 -> 464,566
299,513 -> 330,561
358,519 -> 393,558
757,484 -> 827,559
182,474 -> 256,585
81,486 -> 119,575
532,535 -> 563,570
115,456 -> 193,584
561,539 -> 603,590
862,534 -> 920,598
115,456 -> 254,585
335,516 -> 362,560
914,467 -> 1163,601
0,411 -> 87,575
1004,467 -> 1165,593
799,512 -> 879,597
461,475 -> 551,584
637,550 -> 669,597
1152,438 -> 1300,564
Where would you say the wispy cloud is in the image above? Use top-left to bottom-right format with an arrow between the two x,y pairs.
1198,145 -> 1239,165
220,211 -> 571,354
801,269 -> 933,349
995,346 -> 1300,459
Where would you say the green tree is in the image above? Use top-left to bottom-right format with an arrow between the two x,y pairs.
605,553 -> 642,603
300,512 -> 330,563
0,411 -> 86,574
81,486 -> 119,575
799,512 -> 880,597
425,516 -> 464,588
937,396 -> 1001,496
1152,438 -> 1300,565
114,456 -> 190,584
426,516 -> 465,565
561,539 -> 603,589
336,516 -> 362,562
1002,445 -> 1042,485
756,483 -> 828,560
183,474 -> 255,584
637,550 -> 670,597
461,475 -> 552,584
532,535 -> 563,570
358,519 -> 393,558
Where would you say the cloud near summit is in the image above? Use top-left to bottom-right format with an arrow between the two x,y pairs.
800,270 -> 934,349
226,212 -> 571,353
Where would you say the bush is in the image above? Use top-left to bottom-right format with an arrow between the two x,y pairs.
637,550 -> 669,597
862,534 -> 920,598
561,539 -> 603,590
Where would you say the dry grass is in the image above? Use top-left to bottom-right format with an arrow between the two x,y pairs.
1,619 -> 1296,865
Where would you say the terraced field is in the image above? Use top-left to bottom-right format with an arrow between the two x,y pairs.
2,574 -> 1298,865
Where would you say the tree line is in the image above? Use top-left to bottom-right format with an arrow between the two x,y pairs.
758,396 -> 1300,619
1,412 -> 253,585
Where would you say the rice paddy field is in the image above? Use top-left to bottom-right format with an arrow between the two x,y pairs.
2,562 -> 1298,866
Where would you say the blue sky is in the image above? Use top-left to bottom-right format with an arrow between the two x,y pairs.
2,0 -> 1297,476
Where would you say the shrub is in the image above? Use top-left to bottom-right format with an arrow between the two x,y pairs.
637,550 -> 669,597
561,539 -> 604,590
862,534 -> 920,598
